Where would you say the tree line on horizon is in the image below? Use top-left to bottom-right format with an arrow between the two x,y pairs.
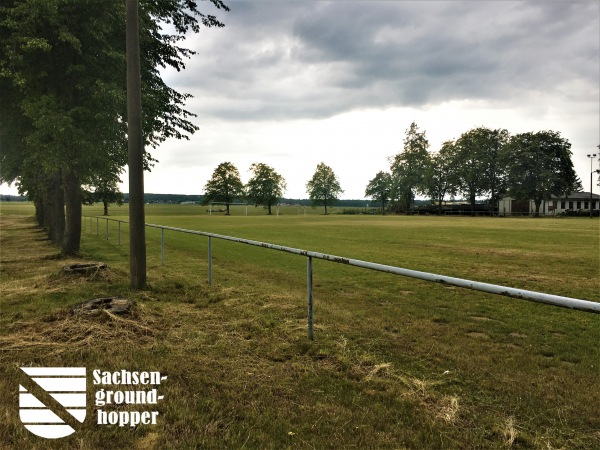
202,161 -> 346,215
202,122 -> 581,217
368,122 -> 581,217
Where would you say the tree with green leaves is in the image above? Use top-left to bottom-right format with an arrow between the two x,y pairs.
454,129 -> 487,215
453,127 -> 510,215
1,0 -> 134,254
0,0 -> 229,257
246,163 -> 287,215
504,131 -> 577,217
84,174 -> 124,216
571,176 -> 584,193
306,163 -> 343,214
483,128 -> 510,216
203,162 -> 244,215
365,171 -> 392,213
389,122 -> 431,213
426,141 -> 460,214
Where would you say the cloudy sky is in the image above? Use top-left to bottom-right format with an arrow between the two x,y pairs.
2,0 -> 599,199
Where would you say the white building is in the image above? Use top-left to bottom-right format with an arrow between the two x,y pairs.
498,192 -> 600,216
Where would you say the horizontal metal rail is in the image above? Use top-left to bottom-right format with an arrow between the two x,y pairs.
151,225 -> 600,314
84,215 -> 600,315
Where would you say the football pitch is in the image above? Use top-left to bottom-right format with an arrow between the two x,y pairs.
1,202 -> 598,449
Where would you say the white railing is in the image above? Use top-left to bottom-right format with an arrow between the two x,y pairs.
83,216 -> 600,340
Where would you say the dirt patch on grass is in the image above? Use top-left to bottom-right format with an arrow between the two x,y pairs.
509,332 -> 528,338
467,332 -> 490,339
470,316 -> 494,321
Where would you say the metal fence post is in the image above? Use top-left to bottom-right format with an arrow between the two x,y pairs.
161,227 -> 165,265
105,218 -> 109,240
208,236 -> 212,286
307,256 -> 314,340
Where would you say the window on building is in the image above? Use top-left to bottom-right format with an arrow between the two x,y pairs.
561,201 -> 566,209
569,201 -> 574,209
584,201 -> 589,209
576,201 -> 581,209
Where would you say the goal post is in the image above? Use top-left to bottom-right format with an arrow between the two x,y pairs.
209,202 -> 248,216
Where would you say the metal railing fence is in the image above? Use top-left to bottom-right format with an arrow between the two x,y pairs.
83,215 -> 600,340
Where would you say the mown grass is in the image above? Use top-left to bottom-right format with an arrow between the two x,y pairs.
1,202 -> 599,449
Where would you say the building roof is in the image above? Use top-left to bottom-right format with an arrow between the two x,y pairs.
551,191 -> 600,200
500,192 -> 600,202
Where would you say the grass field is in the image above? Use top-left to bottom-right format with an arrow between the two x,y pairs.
1,202 -> 599,449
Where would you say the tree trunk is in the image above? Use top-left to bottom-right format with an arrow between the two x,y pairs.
34,197 -> 44,226
127,0 -> 147,289
226,203 -> 230,215
42,189 -> 51,233
46,172 -> 65,246
534,199 -> 542,217
267,203 -> 272,215
62,170 -> 82,255
103,199 -> 109,216
409,191 -> 415,214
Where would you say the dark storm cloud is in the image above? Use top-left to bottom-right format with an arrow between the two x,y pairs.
172,1 -> 599,121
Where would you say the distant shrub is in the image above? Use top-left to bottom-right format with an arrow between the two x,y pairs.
564,210 -> 600,217
338,208 -> 380,215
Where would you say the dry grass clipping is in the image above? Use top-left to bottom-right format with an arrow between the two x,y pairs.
436,395 -> 460,424
364,362 -> 392,381
0,304 -> 159,360
503,417 -> 518,448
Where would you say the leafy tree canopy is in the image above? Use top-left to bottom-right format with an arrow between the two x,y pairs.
0,0 -> 229,253
365,171 -> 392,213
389,122 -> 431,212
203,162 -> 244,215
306,162 -> 343,214
505,130 -> 577,216
426,140 -> 460,213
454,127 -> 510,214
246,163 -> 287,214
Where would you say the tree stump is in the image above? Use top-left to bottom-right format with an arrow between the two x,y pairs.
72,297 -> 134,316
62,262 -> 107,275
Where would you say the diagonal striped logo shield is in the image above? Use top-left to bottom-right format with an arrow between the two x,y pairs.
19,367 -> 87,439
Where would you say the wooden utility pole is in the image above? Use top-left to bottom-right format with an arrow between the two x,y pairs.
126,0 -> 147,289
